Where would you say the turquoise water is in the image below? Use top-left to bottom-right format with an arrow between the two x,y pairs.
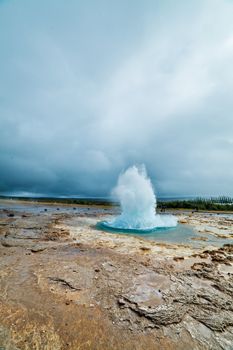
97,221 -> 233,247
98,221 -> 178,234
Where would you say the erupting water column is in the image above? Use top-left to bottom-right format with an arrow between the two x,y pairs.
102,165 -> 177,231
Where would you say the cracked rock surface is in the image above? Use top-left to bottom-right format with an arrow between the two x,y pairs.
0,200 -> 233,350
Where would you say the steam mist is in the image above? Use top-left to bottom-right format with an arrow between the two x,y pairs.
104,165 -> 177,231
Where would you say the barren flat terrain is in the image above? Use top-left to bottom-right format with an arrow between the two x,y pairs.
0,200 -> 233,350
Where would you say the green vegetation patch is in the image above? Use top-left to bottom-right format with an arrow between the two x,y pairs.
157,196 -> 233,211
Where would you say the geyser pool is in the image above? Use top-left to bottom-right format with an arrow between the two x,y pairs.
99,165 -> 177,232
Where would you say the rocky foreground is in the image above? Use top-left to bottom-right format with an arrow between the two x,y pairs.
0,203 -> 233,350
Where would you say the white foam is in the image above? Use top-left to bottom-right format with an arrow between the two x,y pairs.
106,165 -> 177,230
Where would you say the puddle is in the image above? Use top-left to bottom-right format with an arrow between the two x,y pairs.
97,222 -> 233,248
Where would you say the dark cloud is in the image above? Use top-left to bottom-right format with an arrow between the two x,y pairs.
0,0 -> 233,197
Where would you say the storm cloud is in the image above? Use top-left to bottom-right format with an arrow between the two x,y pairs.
0,0 -> 233,197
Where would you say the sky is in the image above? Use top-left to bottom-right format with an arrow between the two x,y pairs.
0,0 -> 233,197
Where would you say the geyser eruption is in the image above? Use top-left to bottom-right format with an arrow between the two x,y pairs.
103,165 -> 177,231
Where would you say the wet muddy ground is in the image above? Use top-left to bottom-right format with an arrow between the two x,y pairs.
0,200 -> 233,349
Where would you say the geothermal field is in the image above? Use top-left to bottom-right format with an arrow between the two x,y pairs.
1,2 -> 233,349
0,167 -> 233,350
